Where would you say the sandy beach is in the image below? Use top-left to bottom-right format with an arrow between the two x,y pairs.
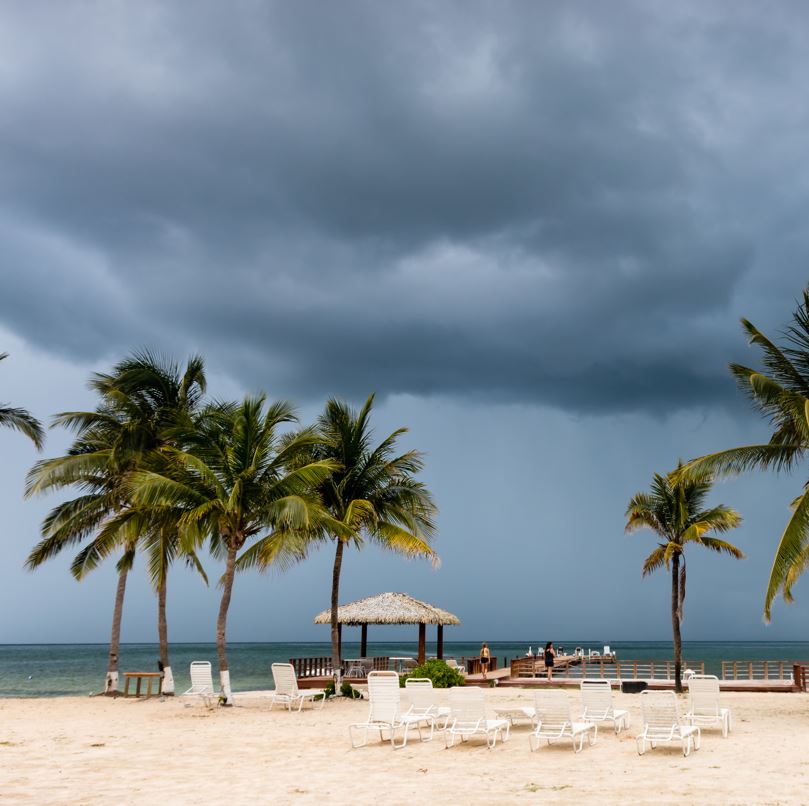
1,688 -> 806,805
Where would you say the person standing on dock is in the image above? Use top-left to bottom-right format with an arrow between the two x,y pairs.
479,642 -> 491,679
544,642 -> 555,681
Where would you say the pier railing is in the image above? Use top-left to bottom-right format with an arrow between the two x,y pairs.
721,660 -> 806,681
510,657 -> 704,680
793,664 -> 809,691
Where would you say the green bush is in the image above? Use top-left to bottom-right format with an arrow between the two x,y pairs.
340,680 -> 362,699
323,680 -> 336,699
400,659 -> 465,688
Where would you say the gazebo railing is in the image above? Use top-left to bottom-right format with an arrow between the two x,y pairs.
289,657 -> 333,678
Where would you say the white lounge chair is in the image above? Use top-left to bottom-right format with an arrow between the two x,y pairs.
636,690 -> 701,757
685,675 -> 731,737
444,687 -> 510,749
182,661 -> 219,708
404,678 -> 451,729
529,690 -> 597,752
445,658 -> 466,675
349,671 -> 435,749
270,663 -> 326,712
580,679 -> 630,734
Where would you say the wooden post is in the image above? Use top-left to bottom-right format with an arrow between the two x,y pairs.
360,623 -> 368,657
436,624 -> 444,659
417,623 -> 426,664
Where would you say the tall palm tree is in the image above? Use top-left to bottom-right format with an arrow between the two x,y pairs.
25,351 -> 206,694
680,288 -> 809,619
296,395 -> 437,678
625,465 -> 743,691
1,353 -> 44,449
127,396 -> 336,704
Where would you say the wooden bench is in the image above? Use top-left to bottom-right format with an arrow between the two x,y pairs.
123,672 -> 163,698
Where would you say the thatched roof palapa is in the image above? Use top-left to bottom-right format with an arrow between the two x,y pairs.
313,592 -> 460,626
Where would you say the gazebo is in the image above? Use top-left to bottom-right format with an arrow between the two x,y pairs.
314,592 -> 460,664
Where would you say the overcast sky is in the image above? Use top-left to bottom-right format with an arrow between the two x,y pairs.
2,1 -> 808,646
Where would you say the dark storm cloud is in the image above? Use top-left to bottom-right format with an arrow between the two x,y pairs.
1,0 -> 808,411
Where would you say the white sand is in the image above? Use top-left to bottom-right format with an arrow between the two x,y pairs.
1,688 -> 807,805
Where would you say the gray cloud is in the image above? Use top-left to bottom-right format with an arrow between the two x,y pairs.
1,1 -> 808,412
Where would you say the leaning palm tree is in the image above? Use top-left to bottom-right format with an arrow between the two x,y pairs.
680,288 -> 809,620
26,351 -> 206,694
127,396 -> 336,704
625,464 -> 743,692
295,395 -> 438,678
1,353 -> 44,449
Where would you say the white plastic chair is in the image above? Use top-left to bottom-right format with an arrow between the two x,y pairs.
182,661 -> 219,708
349,671 -> 435,749
404,678 -> 451,729
444,687 -> 510,749
580,679 -> 630,733
636,690 -> 701,757
685,675 -> 731,737
529,690 -> 597,752
270,663 -> 326,712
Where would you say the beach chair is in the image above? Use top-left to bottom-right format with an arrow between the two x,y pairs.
349,671 -> 435,749
580,679 -> 630,734
685,675 -> 731,737
182,661 -> 219,708
404,678 -> 451,729
636,690 -> 700,757
270,663 -> 326,712
529,690 -> 597,752
445,658 -> 467,676
444,687 -> 510,749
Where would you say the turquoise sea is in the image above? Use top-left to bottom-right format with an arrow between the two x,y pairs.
2,640 -> 809,696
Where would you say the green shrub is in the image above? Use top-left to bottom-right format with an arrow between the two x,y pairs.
400,659 -> 465,688
340,680 -> 362,699
323,680 -> 336,699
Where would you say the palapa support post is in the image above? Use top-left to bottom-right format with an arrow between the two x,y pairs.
437,624 -> 444,659
360,623 -> 368,657
418,623 -> 426,664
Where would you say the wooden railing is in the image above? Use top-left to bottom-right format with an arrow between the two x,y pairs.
721,660 -> 805,681
289,656 -> 393,678
289,657 -> 333,678
793,664 -> 809,691
509,658 -> 704,680
461,657 -> 498,675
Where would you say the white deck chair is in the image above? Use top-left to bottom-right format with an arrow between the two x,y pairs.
685,675 -> 731,737
182,661 -> 219,708
529,690 -> 597,752
636,690 -> 701,757
349,671 -> 435,749
580,679 -> 630,734
405,678 -> 451,729
444,687 -> 510,749
270,663 -> 326,712
445,658 -> 466,675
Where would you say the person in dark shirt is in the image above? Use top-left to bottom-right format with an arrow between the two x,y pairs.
544,641 -> 555,681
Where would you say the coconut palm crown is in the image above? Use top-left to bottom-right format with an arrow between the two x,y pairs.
1,353 -> 44,449
680,287 -> 809,619
625,464 -> 743,692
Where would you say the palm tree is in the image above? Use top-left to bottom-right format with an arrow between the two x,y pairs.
625,464 -> 743,692
25,351 -> 206,694
1,353 -> 44,449
296,395 -> 437,678
126,396 -> 336,704
679,288 -> 809,620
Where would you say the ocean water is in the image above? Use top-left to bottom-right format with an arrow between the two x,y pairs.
2,640 -> 809,696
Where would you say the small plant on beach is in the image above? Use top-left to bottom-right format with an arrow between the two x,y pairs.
625,464 -> 743,692
681,287 -> 809,620
340,681 -> 362,699
400,659 -> 465,688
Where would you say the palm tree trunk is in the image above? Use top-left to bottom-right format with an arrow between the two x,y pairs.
104,566 -> 128,694
157,578 -> 174,695
671,553 -> 683,693
331,538 -> 344,682
217,541 -> 238,705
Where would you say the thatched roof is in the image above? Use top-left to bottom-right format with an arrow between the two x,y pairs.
314,592 -> 460,626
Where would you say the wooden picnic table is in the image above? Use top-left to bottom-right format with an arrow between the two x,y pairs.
123,671 -> 163,698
